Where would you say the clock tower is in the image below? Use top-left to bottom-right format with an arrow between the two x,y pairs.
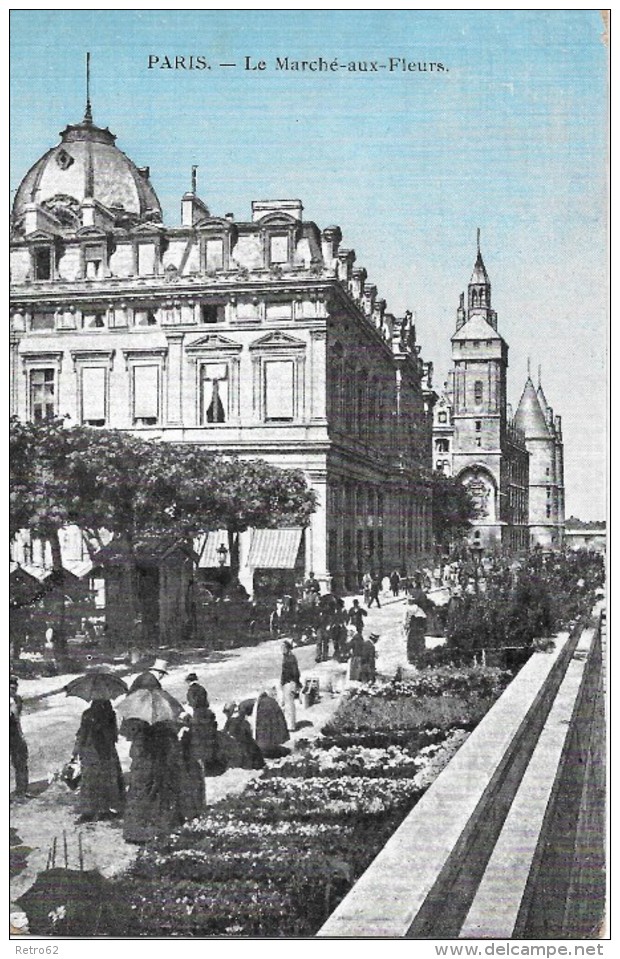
447,234 -> 529,550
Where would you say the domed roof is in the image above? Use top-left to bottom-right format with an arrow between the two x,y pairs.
12,112 -> 161,229
514,377 -> 551,439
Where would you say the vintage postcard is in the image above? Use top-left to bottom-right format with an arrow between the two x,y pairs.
9,8 -> 608,949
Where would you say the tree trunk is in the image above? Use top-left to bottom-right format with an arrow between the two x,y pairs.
48,529 -> 67,655
104,533 -> 144,651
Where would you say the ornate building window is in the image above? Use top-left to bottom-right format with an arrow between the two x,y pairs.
201,362 -> 229,423
132,365 -> 160,425
205,238 -> 224,272
264,360 -> 294,421
134,308 -> 158,327
186,333 -> 242,425
31,310 -> 55,332
84,245 -> 105,279
250,331 -> 306,423
80,367 -> 107,426
438,411 -> 447,423
475,420 -> 482,431
269,234 -> 289,265
200,303 -> 226,324
83,311 -> 107,329
474,380 -> 484,404
71,351 -> 115,428
30,368 -> 56,421
33,246 -> 52,280
435,438 -> 449,453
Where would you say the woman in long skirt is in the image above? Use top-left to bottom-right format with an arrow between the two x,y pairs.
122,719 -> 184,844
73,699 -> 124,823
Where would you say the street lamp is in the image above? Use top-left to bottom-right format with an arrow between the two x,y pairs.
217,542 -> 228,567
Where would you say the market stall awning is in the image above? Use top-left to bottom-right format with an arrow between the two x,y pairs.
198,530 -> 230,568
246,528 -> 303,569
63,559 -> 95,579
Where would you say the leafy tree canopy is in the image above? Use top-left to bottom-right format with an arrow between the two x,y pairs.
9,418 -> 317,547
430,470 -> 477,547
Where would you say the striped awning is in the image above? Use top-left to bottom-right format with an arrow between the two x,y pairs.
246,528 -> 303,569
198,530 -> 231,568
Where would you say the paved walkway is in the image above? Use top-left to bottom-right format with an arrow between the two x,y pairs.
11,592 -> 410,908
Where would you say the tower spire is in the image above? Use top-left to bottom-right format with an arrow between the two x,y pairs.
191,165 -> 198,195
84,51 -> 92,123
527,356 -> 531,379
477,227 -> 481,256
538,364 -> 542,388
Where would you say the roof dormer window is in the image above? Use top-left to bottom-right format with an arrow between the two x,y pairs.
33,247 -> 52,280
269,234 -> 289,265
84,244 -> 105,280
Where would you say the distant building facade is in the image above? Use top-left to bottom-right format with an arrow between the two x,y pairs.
433,236 -> 529,551
514,371 -> 565,548
10,101 -> 434,603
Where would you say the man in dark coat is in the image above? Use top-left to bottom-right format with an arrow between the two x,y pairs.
389,569 -> 401,597
185,671 -> 208,703
280,641 -> 301,732
347,599 -> 368,633
368,574 -> 382,608
10,676 -> 30,798
360,633 -> 378,683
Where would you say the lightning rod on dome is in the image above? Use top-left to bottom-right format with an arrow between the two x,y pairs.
84,51 -> 92,124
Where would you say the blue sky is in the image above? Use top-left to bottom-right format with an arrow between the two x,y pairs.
10,9 -> 608,519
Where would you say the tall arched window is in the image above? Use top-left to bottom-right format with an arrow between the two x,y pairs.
474,380 -> 484,404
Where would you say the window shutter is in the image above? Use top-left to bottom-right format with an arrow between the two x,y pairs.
82,367 -> 106,422
133,365 -> 159,419
265,360 -> 294,420
206,239 -> 224,271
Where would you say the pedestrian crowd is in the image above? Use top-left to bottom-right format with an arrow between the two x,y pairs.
11,549 -> 603,851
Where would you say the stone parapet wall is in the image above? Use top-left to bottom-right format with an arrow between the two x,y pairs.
318,605 -> 605,938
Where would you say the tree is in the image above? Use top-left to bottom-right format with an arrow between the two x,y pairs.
10,417 -> 75,651
430,470 -> 477,550
10,418 -> 317,646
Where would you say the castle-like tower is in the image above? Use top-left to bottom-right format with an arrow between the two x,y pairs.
434,234 -> 529,551
515,368 -> 565,547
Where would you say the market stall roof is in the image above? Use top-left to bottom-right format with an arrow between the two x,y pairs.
246,528 -> 303,569
64,559 -> 96,579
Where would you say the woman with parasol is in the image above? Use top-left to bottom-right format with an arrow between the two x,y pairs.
65,669 -> 128,823
116,661 -> 187,844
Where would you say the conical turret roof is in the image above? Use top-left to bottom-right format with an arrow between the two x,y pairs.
470,249 -> 490,285
514,377 -> 551,439
536,381 -> 550,413
470,228 -> 490,284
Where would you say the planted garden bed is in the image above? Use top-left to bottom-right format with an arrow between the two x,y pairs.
103,665 -> 512,937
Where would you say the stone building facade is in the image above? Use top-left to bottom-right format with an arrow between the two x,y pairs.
432,237 -> 530,551
10,102 -> 434,599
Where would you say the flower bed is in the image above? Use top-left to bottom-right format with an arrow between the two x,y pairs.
105,667 -> 509,936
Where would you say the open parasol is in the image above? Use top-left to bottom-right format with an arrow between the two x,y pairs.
116,686 -> 183,725
63,669 -> 128,702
